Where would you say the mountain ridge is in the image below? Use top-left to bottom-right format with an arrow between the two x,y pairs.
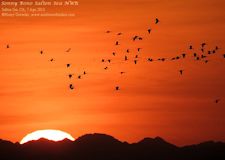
0,133 -> 225,160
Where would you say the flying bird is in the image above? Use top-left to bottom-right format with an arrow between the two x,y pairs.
148,28 -> 151,34
66,48 -> 71,52
134,60 -> 137,64
126,49 -> 129,53
69,84 -> 74,90
193,53 -> 197,57
176,56 -> 180,60
148,58 -> 153,62
67,64 -> 71,68
40,50 -> 43,54
106,31 -> 111,33
133,36 -> 138,41
104,67 -> 108,70
68,74 -> 73,79
215,99 -> 220,103
201,55 -> 207,59
108,59 -> 111,63
201,43 -> 206,48
182,53 -> 186,58
78,75 -> 81,79
125,55 -> 128,61
155,18 -> 159,24
137,48 -> 141,52
215,46 -> 219,50
50,58 -> 54,62
117,32 -> 122,35
6,44 -> 10,48
179,70 -> 184,75
189,45 -> 193,50
112,52 -> 116,56
101,59 -> 105,62
138,37 -> 143,40
171,57 -> 176,60
120,72 -> 125,74
115,86 -> 120,90
135,55 -> 138,58
115,41 -> 119,45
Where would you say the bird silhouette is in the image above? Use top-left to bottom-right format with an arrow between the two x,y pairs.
78,75 -> 81,79
102,59 -> 105,62
68,74 -> 73,79
6,44 -> 9,48
193,53 -> 197,57
50,58 -> 54,62
204,60 -> 209,63
208,51 -> 211,55
175,56 -> 180,60
69,84 -> 74,90
182,53 -> 186,58
215,46 -> 219,50
134,60 -> 137,64
196,57 -> 200,60
108,59 -> 111,63
201,48 -> 204,53
179,70 -> 183,75
148,58 -> 153,62
115,41 -> 119,45
117,32 -> 122,35
133,36 -> 138,41
201,55 -> 207,59
125,55 -> 128,61
137,48 -> 141,52
155,18 -> 159,24
215,99 -> 220,103
67,64 -> 71,68
135,55 -> 138,58
126,49 -> 130,53
201,43 -> 206,48
104,67 -> 108,70
83,71 -> 86,75
223,54 -> 225,58
40,50 -> 43,54
115,86 -> 120,90
106,31 -> 111,33
66,48 -> 71,52
189,45 -> 193,50
148,28 -> 151,34
112,52 -> 116,56
138,37 -> 143,40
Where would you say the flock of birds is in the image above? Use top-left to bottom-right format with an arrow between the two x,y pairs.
40,47 -> 87,90
3,18 -> 225,103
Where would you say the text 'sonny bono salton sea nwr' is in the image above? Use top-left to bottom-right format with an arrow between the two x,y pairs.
1,1 -> 79,6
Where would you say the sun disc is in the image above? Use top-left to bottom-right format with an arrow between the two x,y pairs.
20,129 -> 75,144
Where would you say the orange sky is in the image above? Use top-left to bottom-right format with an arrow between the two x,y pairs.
0,0 -> 225,146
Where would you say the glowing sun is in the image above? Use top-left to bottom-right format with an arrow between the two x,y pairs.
20,129 -> 75,144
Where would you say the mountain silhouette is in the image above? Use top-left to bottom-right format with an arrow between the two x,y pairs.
1,133 -> 225,160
